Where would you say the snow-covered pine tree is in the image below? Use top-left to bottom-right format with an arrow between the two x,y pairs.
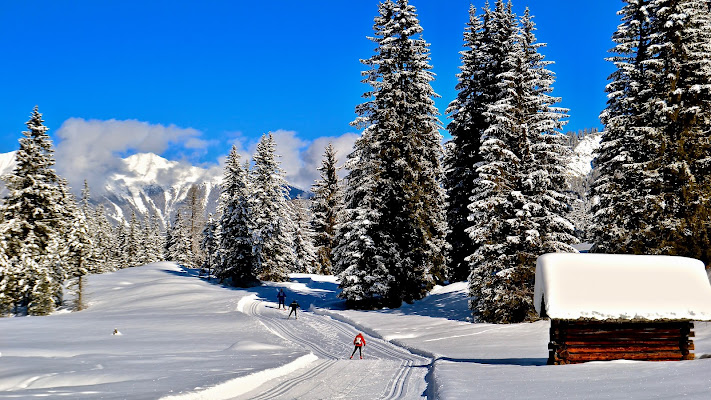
291,200 -> 318,273
310,143 -> 343,274
114,218 -> 129,268
139,214 -> 163,264
444,5 -> 488,283
591,0 -> 664,255
65,182 -> 96,311
337,0 -> 448,308
126,212 -> 144,267
185,184 -> 206,269
0,234 -> 11,314
92,205 -> 117,272
250,134 -> 294,282
200,213 -> 218,278
465,0 -> 524,323
149,213 -> 165,263
593,0 -> 711,264
0,107 -> 67,315
651,0 -> 711,264
217,146 -> 258,286
466,3 -> 576,323
167,210 -> 193,268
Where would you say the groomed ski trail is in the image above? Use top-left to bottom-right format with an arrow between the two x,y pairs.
232,298 -> 430,399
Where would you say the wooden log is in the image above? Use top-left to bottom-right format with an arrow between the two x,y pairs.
558,341 -> 694,350
563,345 -> 688,353
562,351 -> 686,362
551,333 -> 689,340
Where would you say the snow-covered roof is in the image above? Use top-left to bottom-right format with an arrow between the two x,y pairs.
534,253 -> 711,321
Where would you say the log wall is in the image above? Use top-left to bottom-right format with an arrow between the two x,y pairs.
548,320 -> 694,365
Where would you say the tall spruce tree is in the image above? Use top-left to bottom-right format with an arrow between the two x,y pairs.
592,0 -> 711,264
167,210 -> 193,268
653,0 -> 711,264
292,200 -> 318,273
185,184 -> 206,268
336,0 -> 448,308
93,205 -> 117,272
592,0 -> 663,255
65,184 -> 95,311
0,107 -> 67,315
459,2 -> 576,323
251,134 -> 294,282
310,143 -> 343,274
200,213 -> 219,278
444,5 -> 488,283
217,146 -> 258,285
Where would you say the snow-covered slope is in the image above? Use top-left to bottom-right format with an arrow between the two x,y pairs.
567,131 -> 602,178
2,264 -> 711,399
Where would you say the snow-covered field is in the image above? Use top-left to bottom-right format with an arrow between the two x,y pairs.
1,262 -> 710,399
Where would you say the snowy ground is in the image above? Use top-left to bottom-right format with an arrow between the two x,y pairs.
1,262 -> 710,399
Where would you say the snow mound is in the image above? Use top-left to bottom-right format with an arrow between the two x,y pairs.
534,253 -> 711,321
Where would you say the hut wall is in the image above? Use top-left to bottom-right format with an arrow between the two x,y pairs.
548,320 -> 694,365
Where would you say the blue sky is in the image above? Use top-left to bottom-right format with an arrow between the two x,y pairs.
0,0 -> 622,188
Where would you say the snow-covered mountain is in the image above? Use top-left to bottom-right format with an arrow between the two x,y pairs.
567,131 -> 603,178
0,151 -> 309,228
98,153 -> 223,227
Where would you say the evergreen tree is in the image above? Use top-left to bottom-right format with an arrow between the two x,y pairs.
444,5 -> 488,283
115,218 -> 129,268
217,147 -> 258,285
460,3 -> 576,323
310,143 -> 343,274
65,185 -> 95,311
0,236 -> 12,314
591,0 -> 663,255
592,0 -> 711,264
251,134 -> 295,282
126,212 -> 143,266
0,107 -> 67,315
185,184 -> 206,268
336,0 -> 449,308
93,205 -> 117,272
147,213 -> 165,263
200,213 -> 218,278
167,210 -> 193,267
292,200 -> 318,273
652,0 -> 711,264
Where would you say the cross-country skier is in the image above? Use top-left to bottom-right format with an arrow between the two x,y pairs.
350,333 -> 366,359
277,288 -> 287,310
287,300 -> 300,319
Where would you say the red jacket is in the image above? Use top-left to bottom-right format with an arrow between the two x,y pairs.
354,334 -> 366,347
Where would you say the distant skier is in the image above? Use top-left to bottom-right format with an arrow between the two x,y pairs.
350,333 -> 366,359
287,300 -> 300,319
277,288 -> 287,310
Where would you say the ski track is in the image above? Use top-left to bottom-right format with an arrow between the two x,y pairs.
234,299 -> 430,399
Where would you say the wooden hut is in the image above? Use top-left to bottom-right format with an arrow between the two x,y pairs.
534,253 -> 711,365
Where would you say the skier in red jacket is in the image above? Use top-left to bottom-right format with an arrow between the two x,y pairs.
350,333 -> 366,359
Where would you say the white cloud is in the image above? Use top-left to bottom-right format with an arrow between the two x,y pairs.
50,117 -> 359,196
272,130 -> 358,191
55,118 -> 205,193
